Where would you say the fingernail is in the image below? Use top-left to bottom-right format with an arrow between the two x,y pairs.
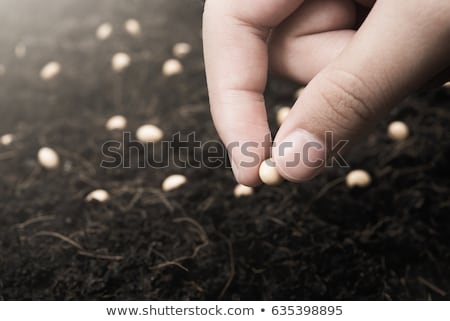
274,129 -> 325,182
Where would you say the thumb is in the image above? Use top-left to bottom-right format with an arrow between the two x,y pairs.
273,0 -> 450,182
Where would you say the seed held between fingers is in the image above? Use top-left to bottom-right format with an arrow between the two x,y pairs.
276,106 -> 291,126
259,159 -> 284,186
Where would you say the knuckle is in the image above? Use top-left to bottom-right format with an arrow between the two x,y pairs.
315,69 -> 380,135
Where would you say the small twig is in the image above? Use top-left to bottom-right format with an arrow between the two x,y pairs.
77,251 -> 124,261
218,235 -> 235,299
119,188 -> 144,212
418,277 -> 447,297
150,261 -> 189,272
30,231 -> 83,250
29,231 -> 124,261
173,217 -> 208,243
14,215 -> 56,230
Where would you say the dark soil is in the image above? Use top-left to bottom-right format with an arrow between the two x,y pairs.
0,0 -> 449,300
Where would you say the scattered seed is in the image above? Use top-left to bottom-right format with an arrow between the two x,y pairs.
0,134 -> 14,146
96,23 -> 113,40
37,147 -> 60,169
40,61 -> 61,80
173,42 -> 192,58
15,43 -> 27,59
346,169 -> 371,188
443,81 -> 450,88
294,87 -> 304,99
112,52 -> 131,72
124,19 -> 141,36
136,124 -> 163,143
387,121 -> 409,141
162,174 -> 187,192
259,159 -> 283,186
85,189 -> 110,202
162,58 -> 183,76
276,106 -> 291,126
233,184 -> 254,198
106,115 -> 127,131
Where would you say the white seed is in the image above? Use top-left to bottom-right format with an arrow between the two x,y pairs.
233,184 -> 254,198
172,42 -> 192,58
346,169 -> 371,188
40,61 -> 61,80
112,52 -> 131,72
124,19 -> 141,36
106,115 -> 127,131
443,81 -> 450,88
0,134 -> 14,146
96,23 -> 113,40
294,87 -> 304,99
0,64 -> 5,75
162,174 -> 187,192
259,159 -> 283,186
136,124 -> 163,143
162,58 -> 183,76
387,121 -> 409,141
37,147 -> 60,169
85,189 -> 110,202
15,43 -> 27,59
276,106 -> 291,126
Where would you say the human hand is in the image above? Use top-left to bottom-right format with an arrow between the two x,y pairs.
203,0 -> 450,186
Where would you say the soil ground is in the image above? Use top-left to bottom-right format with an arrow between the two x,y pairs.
0,0 -> 449,300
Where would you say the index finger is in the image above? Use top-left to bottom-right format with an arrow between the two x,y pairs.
202,0 -> 303,186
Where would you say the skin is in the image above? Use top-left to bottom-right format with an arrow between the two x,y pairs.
203,0 -> 450,186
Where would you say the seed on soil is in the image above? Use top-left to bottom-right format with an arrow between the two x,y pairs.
40,62 -> 61,80
162,174 -> 187,192
259,159 -> 283,186
85,189 -> 110,202
106,115 -> 127,131
233,184 -> 254,198
0,134 -> 14,146
15,43 -> 27,59
387,121 -> 409,141
112,52 -> 131,72
276,106 -> 291,126
173,42 -> 192,58
124,19 -> 141,36
37,147 -> 60,169
136,124 -> 163,143
162,58 -> 183,76
96,23 -> 113,40
346,169 -> 371,188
